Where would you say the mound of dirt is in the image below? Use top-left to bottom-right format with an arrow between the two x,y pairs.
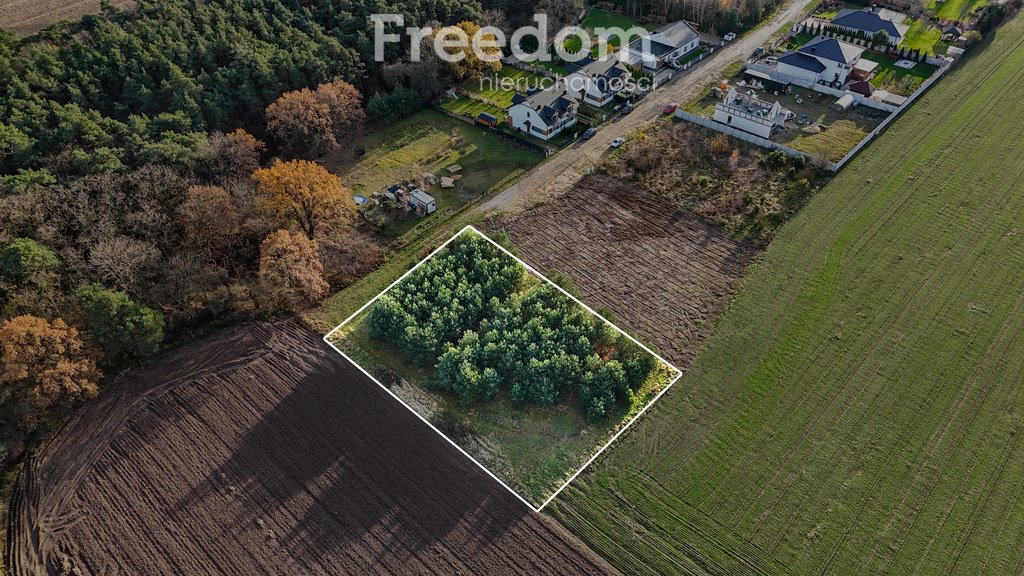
7,320 -> 617,575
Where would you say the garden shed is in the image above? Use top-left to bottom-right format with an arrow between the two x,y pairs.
409,189 -> 437,216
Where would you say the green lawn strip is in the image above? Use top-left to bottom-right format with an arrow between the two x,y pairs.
553,17 -> 1024,575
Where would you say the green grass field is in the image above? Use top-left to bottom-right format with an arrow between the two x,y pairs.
562,8 -> 648,56
550,14 -> 1024,576
928,0 -> 989,20
325,109 -> 539,237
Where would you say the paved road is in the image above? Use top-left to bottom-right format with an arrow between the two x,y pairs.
479,0 -> 815,215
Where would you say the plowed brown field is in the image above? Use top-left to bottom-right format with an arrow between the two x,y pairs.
0,0 -> 134,35
490,175 -> 759,367
7,320 -> 617,575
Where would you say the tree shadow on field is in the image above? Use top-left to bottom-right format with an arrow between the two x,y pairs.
171,322 -> 527,571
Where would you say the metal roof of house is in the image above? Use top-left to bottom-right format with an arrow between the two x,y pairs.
650,20 -> 700,48
832,8 -> 905,39
798,36 -> 864,65
778,50 -> 827,72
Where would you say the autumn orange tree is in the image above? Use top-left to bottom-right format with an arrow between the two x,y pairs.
0,315 -> 101,431
437,21 -> 502,81
258,230 -> 329,308
252,159 -> 349,240
266,80 -> 366,158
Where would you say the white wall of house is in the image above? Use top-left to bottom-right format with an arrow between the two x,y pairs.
775,61 -> 822,83
563,73 -> 610,107
506,103 -> 576,140
713,106 -> 775,138
667,38 -> 700,62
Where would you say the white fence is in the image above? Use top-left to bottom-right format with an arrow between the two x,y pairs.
676,55 -> 952,172
674,110 -> 835,169
831,58 -> 951,169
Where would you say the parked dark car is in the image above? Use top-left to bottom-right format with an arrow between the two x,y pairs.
622,103 -> 634,114
582,127 -> 598,140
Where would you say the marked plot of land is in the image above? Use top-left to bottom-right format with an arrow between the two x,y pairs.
325,227 -> 681,509
490,176 -> 760,367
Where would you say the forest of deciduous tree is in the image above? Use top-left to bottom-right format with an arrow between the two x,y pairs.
365,232 -> 658,421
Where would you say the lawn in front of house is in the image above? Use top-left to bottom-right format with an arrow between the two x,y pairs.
862,51 -> 936,95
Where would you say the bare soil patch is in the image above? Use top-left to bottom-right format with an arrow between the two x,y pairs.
7,320 -> 616,575
486,175 -> 759,367
0,0 -> 135,35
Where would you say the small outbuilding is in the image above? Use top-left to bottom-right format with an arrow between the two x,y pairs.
848,80 -> 875,97
476,112 -> 498,128
833,92 -> 855,111
409,189 -> 437,216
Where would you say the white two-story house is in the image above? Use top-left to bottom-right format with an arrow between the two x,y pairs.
563,57 -> 632,107
775,36 -> 867,86
506,84 -> 579,140
619,20 -> 701,70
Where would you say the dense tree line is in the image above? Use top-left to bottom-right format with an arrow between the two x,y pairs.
0,0 -> 480,179
588,0 -> 781,34
366,232 -> 658,421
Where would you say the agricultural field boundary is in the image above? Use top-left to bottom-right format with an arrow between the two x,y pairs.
323,225 -> 683,512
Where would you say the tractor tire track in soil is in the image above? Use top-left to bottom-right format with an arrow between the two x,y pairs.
7,319 -> 618,576
486,175 -> 759,369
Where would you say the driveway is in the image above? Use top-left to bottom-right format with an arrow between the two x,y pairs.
479,0 -> 815,215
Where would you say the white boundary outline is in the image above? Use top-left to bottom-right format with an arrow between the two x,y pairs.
322,225 -> 683,512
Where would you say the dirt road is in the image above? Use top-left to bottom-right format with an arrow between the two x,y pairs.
480,0 -> 814,214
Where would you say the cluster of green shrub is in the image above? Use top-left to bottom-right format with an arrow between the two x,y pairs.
365,232 -> 658,421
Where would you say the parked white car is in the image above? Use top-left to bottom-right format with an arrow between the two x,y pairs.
610,138 -> 625,148
723,32 -> 737,41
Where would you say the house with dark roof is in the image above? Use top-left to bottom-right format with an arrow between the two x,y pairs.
775,36 -> 869,86
506,83 -> 579,140
563,57 -> 632,107
619,20 -> 700,70
830,6 -> 908,45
